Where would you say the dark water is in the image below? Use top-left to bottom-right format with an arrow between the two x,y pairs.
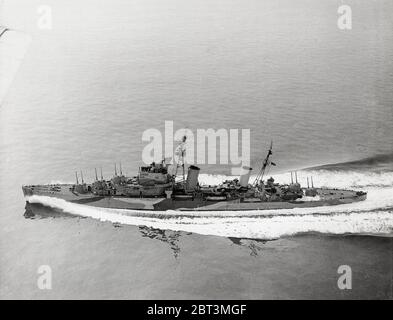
2,203 -> 391,299
310,153 -> 393,172
1,0 -> 392,299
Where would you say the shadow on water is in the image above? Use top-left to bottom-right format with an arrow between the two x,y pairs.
138,226 -> 190,259
228,237 -> 267,257
24,202 -> 268,258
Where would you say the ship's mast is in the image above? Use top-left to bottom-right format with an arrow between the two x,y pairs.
253,141 -> 274,186
174,135 -> 187,187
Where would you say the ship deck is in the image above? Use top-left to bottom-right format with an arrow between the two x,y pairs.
22,184 -> 366,211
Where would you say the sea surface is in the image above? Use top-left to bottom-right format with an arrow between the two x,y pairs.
0,0 -> 392,299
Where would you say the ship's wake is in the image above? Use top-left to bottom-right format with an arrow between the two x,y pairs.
26,169 -> 393,240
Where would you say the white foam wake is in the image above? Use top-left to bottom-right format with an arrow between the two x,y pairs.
26,189 -> 393,240
26,170 -> 393,239
198,170 -> 393,189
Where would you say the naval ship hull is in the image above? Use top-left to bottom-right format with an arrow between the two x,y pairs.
22,184 -> 367,212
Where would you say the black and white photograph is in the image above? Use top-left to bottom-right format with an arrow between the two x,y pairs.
0,0 -> 392,303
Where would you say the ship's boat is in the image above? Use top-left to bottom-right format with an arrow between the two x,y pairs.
205,195 -> 227,201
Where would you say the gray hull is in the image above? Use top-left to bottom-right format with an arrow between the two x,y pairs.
22,184 -> 367,211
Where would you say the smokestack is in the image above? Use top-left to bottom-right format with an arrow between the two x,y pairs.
186,165 -> 200,190
95,168 -> 98,181
100,167 -> 103,180
75,171 -> 79,185
239,166 -> 252,187
115,163 -> 117,176
295,171 -> 298,184
291,172 -> 293,184
311,176 -> 314,188
80,171 -> 84,184
307,177 -> 309,188
120,162 -> 123,175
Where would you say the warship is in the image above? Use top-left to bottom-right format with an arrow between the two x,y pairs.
22,140 -> 367,211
